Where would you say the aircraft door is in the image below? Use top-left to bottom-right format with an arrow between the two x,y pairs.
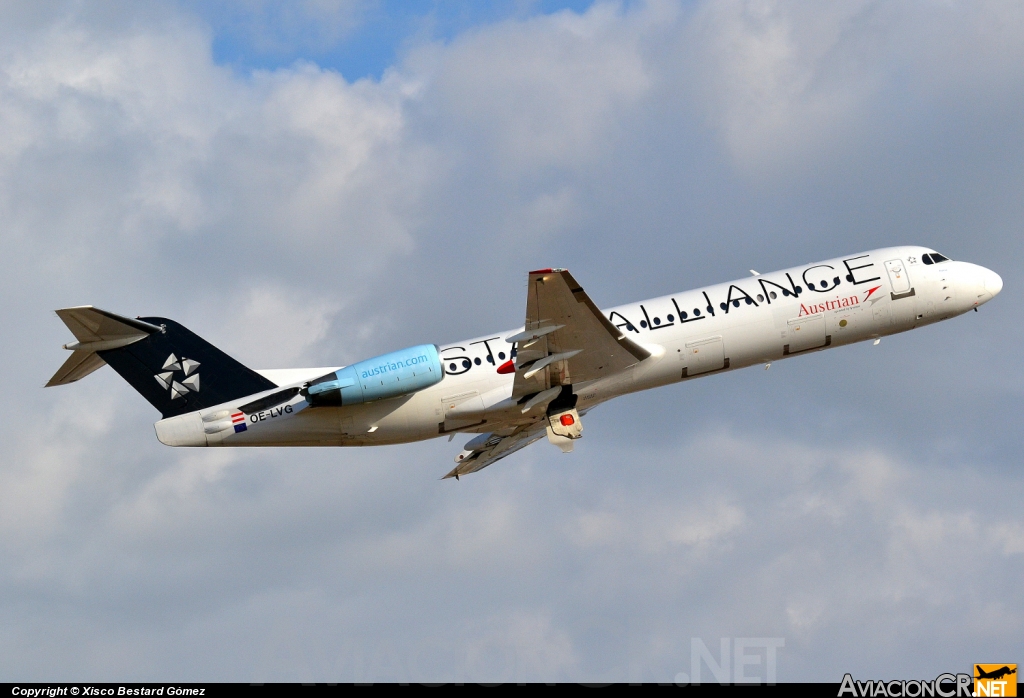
785,314 -> 828,354
441,390 -> 485,431
682,336 -> 726,376
885,258 -> 916,327
885,259 -> 914,298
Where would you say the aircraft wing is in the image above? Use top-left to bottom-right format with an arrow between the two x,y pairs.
510,268 -> 649,399
443,424 -> 548,479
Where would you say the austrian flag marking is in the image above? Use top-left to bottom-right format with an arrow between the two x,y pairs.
231,411 -> 246,433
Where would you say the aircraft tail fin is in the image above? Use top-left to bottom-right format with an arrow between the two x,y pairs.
49,306 -> 277,418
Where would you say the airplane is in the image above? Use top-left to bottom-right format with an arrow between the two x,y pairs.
47,246 -> 1002,479
975,666 -> 1016,681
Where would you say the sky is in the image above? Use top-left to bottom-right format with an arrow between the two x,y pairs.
1,0 -> 1022,683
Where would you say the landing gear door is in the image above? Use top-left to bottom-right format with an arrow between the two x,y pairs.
885,259 -> 914,299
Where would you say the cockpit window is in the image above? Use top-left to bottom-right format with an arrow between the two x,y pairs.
922,253 -> 951,265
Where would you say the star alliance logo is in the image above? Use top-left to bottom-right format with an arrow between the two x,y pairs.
154,353 -> 200,400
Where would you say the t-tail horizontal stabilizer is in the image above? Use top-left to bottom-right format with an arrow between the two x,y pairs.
47,306 -> 160,386
49,306 -> 277,419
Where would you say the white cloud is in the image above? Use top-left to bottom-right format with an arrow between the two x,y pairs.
988,521 -> 1024,556
689,1 -> 878,171
411,3 -> 654,174
194,283 -> 342,367
0,383 -> 133,558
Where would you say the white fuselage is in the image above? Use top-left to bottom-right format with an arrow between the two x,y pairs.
157,246 -> 1001,447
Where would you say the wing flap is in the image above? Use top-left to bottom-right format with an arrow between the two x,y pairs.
443,424 -> 547,479
511,269 -> 649,398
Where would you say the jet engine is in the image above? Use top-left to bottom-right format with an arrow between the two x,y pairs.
305,344 -> 444,407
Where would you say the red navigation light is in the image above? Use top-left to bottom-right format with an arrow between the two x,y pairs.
559,414 -> 575,426
497,360 -> 515,374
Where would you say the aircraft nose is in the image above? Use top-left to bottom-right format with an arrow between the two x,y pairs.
982,268 -> 1003,297
961,263 -> 1002,307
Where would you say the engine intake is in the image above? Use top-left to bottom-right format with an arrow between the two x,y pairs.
305,344 -> 443,407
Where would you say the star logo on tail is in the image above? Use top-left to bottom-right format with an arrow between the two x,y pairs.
154,353 -> 200,400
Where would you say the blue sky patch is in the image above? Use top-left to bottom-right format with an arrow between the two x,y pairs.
182,0 -> 597,80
